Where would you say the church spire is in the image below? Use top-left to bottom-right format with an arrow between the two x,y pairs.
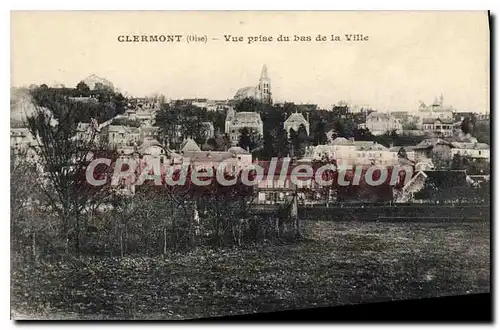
258,64 -> 272,104
260,64 -> 269,80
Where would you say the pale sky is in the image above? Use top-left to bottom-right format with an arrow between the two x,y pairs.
11,11 -> 489,112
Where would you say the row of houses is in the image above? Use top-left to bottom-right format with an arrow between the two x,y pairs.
224,108 -> 311,146
359,95 -> 488,138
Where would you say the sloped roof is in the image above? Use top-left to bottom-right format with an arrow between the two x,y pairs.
450,142 -> 489,150
201,121 -> 214,129
354,141 -> 389,151
414,138 -> 451,149
182,150 -> 234,163
10,127 -> 31,137
389,146 -> 416,152
232,112 -> 262,125
228,146 -> 250,154
366,112 -> 398,121
181,138 -> 201,152
107,125 -> 140,134
234,86 -> 257,100
284,113 -> 308,126
330,137 -> 354,145
422,117 -> 455,124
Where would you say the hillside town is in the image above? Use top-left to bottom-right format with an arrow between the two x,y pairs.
11,66 -> 490,205
9,10 -> 492,321
11,65 -> 491,320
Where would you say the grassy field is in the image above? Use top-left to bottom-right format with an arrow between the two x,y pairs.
11,220 -> 490,320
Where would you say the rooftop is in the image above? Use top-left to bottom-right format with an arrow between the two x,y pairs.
180,138 -> 201,152
285,112 -> 308,125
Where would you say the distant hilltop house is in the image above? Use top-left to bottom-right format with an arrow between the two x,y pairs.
233,65 -> 272,104
224,107 -> 264,146
82,74 -> 115,91
421,117 -> 455,137
417,94 -> 454,120
359,111 -> 403,135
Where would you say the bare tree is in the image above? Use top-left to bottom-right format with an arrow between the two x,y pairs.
26,105 -> 116,254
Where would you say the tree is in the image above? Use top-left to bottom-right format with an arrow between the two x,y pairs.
353,127 -> 374,141
234,97 -> 264,113
155,103 -> 209,148
397,147 -> 408,159
403,122 -> 418,130
289,124 -> 309,158
289,128 -> 298,157
238,127 -> 263,152
313,120 -> 328,145
155,103 -> 180,148
238,127 -> 252,151
30,84 -> 127,124
474,121 -> 490,145
11,149 -> 56,261
76,81 -> 91,95
26,103 -> 116,254
207,133 -> 231,151
272,124 -> 290,158
451,154 -> 462,170
460,117 -> 475,135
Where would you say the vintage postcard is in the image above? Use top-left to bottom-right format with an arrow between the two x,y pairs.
10,11 -> 490,320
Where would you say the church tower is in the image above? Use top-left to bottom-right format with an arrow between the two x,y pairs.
258,65 -> 272,104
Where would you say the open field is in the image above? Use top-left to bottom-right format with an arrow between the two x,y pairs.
11,220 -> 490,320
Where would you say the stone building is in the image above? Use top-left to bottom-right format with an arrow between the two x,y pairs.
421,118 -> 455,137
82,74 -> 114,91
234,65 -> 272,104
224,107 -> 263,146
360,112 -> 403,135
417,94 -> 454,120
284,112 -> 310,137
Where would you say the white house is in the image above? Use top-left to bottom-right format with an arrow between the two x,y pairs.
361,112 -> 403,135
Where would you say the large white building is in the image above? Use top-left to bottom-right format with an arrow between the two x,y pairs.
360,112 -> 403,135
82,74 -> 115,91
304,137 -> 414,166
417,94 -> 454,120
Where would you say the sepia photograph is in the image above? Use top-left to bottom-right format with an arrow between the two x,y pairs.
9,10 -> 491,321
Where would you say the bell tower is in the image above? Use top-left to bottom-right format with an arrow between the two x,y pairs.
258,64 -> 272,104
